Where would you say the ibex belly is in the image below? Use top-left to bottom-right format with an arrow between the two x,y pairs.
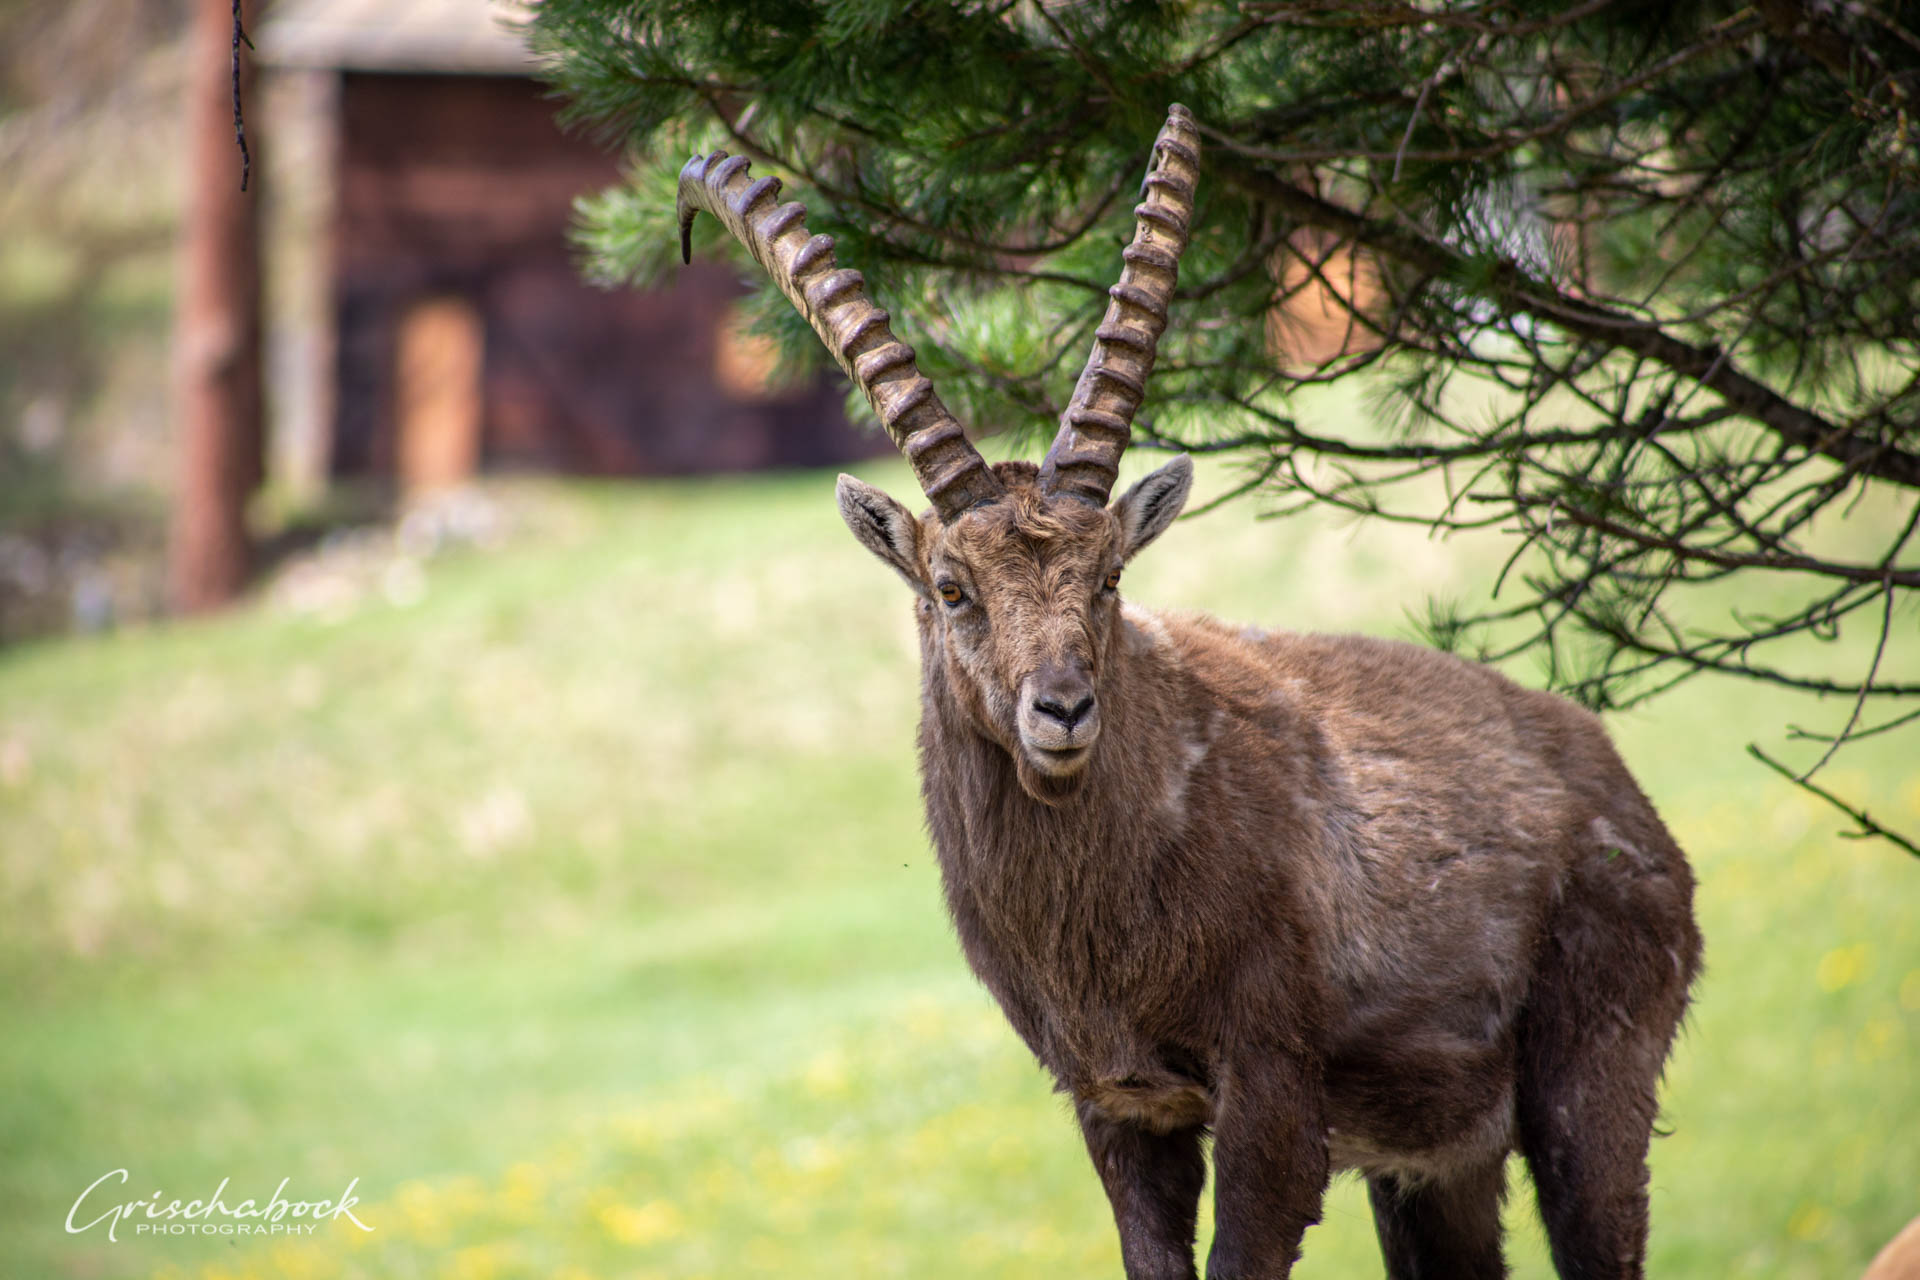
1323,997 -> 1523,1180
1084,1070 -> 1215,1134
1326,1093 -> 1517,1182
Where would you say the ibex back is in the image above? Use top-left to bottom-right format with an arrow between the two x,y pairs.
677,104 -> 1702,1280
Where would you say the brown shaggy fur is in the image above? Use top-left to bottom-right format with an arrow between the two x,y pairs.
836,459 -> 1702,1280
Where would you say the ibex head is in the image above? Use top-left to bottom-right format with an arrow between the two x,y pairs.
677,106 -> 1201,802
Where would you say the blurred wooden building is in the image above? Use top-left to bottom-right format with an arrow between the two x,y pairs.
258,0 -> 879,491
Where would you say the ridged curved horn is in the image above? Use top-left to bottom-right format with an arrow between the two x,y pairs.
1039,104 -> 1201,507
677,152 -> 1004,521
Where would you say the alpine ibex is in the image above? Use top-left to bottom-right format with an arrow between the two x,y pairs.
677,104 -> 1702,1280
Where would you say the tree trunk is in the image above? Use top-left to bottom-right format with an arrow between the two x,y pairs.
168,0 -> 263,614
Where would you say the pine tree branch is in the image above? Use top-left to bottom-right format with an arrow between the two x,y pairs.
1239,0 -> 1623,38
1216,9 -> 1763,165
1754,0 -> 1890,98
1488,496 -> 1920,588
697,94 -> 1131,263
1211,154 -> 1920,489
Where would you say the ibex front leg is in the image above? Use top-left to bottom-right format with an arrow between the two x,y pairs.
1205,1054 -> 1328,1280
1076,1102 -> 1207,1280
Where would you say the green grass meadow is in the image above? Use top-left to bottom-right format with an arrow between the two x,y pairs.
1,459 -> 1916,1279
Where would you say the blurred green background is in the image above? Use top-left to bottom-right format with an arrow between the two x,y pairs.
2,456 -> 1916,1280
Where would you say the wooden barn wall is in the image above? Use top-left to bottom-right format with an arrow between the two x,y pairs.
329,72 -> 881,479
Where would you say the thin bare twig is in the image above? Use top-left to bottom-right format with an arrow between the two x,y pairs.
1749,745 -> 1920,858
1796,576 -> 1900,782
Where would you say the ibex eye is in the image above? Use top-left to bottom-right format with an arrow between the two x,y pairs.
938,583 -> 966,606
1104,569 -> 1123,592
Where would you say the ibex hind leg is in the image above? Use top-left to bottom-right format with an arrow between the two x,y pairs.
1515,1022 -> 1665,1280
1367,1156 -> 1509,1279
1515,853 -> 1698,1280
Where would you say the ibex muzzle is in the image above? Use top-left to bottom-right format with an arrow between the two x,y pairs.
677,104 -> 1701,1280
1024,658 -> 1098,753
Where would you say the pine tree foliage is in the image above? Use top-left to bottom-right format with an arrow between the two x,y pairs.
533,0 -> 1920,852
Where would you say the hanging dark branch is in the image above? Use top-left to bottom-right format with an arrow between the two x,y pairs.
231,0 -> 252,192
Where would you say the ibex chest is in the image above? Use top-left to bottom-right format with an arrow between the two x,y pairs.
970,894 -> 1221,1133
932,807 -> 1239,1125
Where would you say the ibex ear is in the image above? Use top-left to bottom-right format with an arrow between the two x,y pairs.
1112,454 -> 1193,561
836,475 -> 932,599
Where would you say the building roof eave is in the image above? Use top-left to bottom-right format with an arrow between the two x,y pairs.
256,0 -> 542,76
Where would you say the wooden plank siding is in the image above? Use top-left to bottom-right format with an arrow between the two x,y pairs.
328,72 -> 881,481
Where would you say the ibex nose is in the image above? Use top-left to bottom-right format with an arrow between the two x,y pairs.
1030,666 -> 1096,729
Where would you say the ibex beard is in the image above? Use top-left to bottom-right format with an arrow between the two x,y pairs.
679,104 -> 1702,1280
